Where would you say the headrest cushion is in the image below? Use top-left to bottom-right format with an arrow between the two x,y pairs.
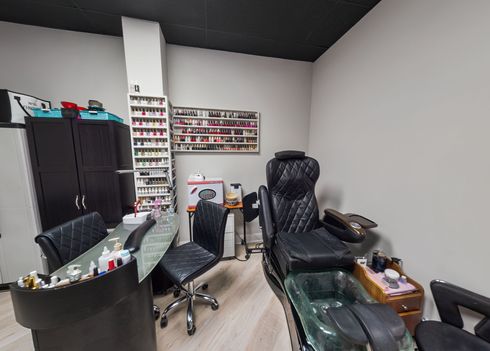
274,150 -> 306,160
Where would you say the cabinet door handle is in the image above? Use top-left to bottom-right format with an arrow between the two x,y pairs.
75,195 -> 80,210
401,304 -> 408,311
82,195 -> 87,210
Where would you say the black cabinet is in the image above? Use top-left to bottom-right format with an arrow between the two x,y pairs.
26,118 -> 135,230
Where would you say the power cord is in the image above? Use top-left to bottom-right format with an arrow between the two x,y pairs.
234,255 -> 248,262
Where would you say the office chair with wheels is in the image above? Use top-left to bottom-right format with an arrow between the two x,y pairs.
34,212 -> 108,273
159,200 -> 229,335
415,280 -> 490,351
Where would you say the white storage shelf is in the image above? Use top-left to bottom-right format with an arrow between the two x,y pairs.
174,133 -> 258,138
223,213 -> 236,258
129,93 -> 177,211
173,106 -> 260,153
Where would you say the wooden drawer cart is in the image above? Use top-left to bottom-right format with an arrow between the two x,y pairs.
353,261 -> 424,335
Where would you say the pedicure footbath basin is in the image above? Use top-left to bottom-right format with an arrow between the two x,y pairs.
284,270 -> 415,351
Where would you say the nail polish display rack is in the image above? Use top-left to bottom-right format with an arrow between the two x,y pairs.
128,94 -> 177,211
172,107 -> 260,153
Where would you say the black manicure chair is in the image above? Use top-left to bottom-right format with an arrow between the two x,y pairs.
159,200 -> 229,335
415,280 -> 490,351
259,151 -> 362,278
258,151 -> 413,350
34,212 -> 108,273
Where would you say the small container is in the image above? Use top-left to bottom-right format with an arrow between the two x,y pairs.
107,259 -> 116,271
50,276 -> 60,287
120,250 -> 131,265
98,246 -> 112,273
109,237 -> 122,252
89,261 -> 98,277
32,108 -> 63,118
29,271 -> 39,281
67,265 -> 82,283
372,249 -> 388,273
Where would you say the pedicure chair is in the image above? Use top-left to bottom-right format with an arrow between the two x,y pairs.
258,151 -> 414,351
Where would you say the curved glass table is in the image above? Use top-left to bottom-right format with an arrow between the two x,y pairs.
51,214 -> 180,282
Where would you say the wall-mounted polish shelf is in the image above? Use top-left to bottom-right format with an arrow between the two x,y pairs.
172,107 -> 260,153
128,94 -> 177,212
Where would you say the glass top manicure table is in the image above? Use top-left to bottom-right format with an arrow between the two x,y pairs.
10,215 -> 179,351
51,216 -> 179,282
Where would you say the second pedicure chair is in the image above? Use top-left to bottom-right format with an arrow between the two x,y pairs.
258,150 -> 415,351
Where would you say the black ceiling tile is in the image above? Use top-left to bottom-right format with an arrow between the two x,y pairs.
153,0 -> 205,27
273,0 -> 337,43
73,0 -> 155,21
23,0 -> 78,7
206,0 -> 280,40
73,0 -> 206,28
338,0 -> 381,8
81,9 -> 123,36
306,2 -> 372,48
0,0 -> 95,33
206,30 -> 325,62
0,0 -> 379,61
161,24 -> 206,48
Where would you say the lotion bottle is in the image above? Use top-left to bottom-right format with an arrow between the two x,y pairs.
98,246 -> 111,273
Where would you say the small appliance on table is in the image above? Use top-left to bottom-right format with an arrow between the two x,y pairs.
187,172 -> 224,209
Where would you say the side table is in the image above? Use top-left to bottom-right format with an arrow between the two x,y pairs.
353,260 -> 424,335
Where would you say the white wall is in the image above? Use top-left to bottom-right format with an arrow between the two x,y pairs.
309,0 -> 490,318
122,17 -> 168,97
167,45 -> 312,242
0,21 -> 128,119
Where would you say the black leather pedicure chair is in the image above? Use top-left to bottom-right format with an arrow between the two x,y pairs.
258,151 -> 415,351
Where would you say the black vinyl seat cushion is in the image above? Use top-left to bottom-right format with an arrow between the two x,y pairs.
415,321 -> 490,351
160,242 -> 217,285
272,227 -> 354,276
159,200 -> 229,287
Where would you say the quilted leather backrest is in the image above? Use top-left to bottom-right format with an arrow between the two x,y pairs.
35,212 -> 108,271
193,200 -> 229,257
266,154 -> 320,233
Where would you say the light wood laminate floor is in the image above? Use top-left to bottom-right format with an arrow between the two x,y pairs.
0,249 -> 291,351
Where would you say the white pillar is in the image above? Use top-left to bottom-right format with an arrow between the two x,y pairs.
121,17 -> 169,97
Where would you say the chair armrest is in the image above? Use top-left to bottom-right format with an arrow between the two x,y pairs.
258,185 -> 275,249
431,280 -> 490,342
321,209 -> 376,243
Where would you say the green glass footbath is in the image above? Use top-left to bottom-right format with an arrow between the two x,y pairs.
284,270 -> 415,351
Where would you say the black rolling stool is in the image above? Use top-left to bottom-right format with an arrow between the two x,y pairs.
158,200 -> 229,335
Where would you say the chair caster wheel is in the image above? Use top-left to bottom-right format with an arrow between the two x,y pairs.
153,305 -> 160,320
173,289 -> 181,297
160,316 -> 168,328
187,325 -> 196,335
211,303 -> 219,311
202,283 -> 208,290
245,254 -> 250,260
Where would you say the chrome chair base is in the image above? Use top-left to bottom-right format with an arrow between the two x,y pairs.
160,281 -> 219,335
